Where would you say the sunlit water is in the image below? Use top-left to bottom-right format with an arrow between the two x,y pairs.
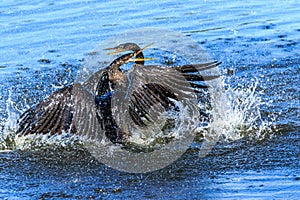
0,0 -> 299,199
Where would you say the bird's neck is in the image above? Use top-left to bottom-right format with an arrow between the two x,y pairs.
108,56 -> 127,83
108,51 -> 144,83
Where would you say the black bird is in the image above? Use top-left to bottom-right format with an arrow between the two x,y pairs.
16,42 -> 221,146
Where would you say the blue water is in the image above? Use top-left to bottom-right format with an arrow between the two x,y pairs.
1,0 -> 300,199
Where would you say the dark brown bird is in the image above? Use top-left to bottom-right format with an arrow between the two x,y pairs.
16,42 -> 221,146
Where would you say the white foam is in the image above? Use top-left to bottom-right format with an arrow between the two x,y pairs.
198,76 -> 275,144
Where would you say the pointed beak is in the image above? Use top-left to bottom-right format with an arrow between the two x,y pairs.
104,48 -> 125,55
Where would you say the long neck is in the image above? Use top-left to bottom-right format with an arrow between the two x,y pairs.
109,49 -> 144,74
108,48 -> 144,83
109,53 -> 132,83
109,53 -> 133,71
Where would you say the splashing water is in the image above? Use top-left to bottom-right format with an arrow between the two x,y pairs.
195,74 -> 276,157
0,72 -> 274,153
222,80 -> 269,140
1,90 -> 20,150
0,29 -> 275,157
199,75 -> 275,142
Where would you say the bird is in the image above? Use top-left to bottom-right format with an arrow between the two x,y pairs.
15,42 -> 221,148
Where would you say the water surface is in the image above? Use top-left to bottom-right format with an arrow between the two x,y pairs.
0,0 -> 299,199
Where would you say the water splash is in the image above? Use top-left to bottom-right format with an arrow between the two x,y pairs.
0,29 -> 276,157
197,75 -> 276,151
222,80 -> 271,140
2,74 -> 275,154
0,90 -> 19,150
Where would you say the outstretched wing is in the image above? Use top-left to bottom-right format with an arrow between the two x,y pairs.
122,61 -> 221,127
16,85 -> 75,136
16,84 -> 103,140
